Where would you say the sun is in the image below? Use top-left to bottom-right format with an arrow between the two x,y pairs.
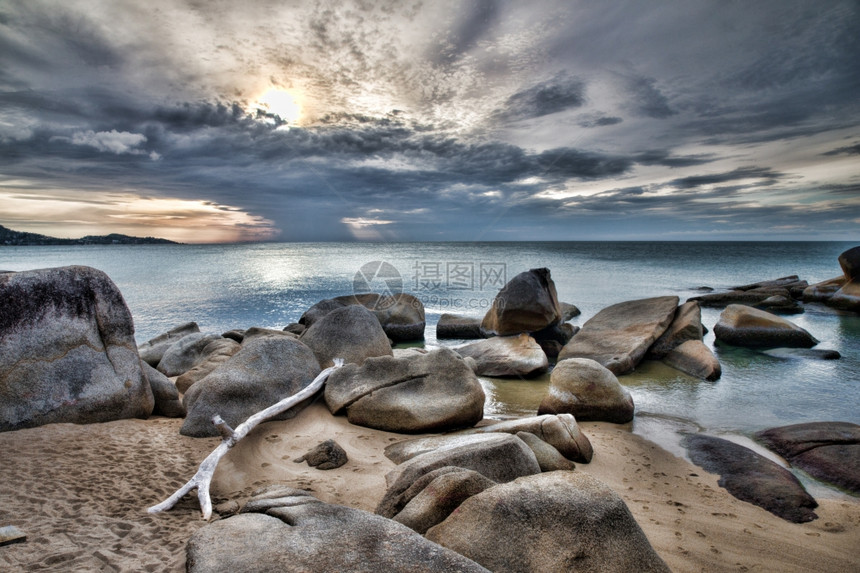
256,89 -> 302,124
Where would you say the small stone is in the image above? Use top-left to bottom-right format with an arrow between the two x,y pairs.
294,439 -> 348,470
0,525 -> 26,546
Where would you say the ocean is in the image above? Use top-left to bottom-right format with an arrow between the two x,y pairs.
3,241 -> 858,470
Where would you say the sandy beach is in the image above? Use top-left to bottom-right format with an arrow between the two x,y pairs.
1,398 -> 858,572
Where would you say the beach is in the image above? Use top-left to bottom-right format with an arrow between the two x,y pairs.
1,399 -> 857,572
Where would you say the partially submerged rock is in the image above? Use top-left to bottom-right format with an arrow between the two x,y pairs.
454,333 -> 548,377
713,304 -> 819,348
538,358 -> 634,423
436,313 -> 484,339
684,433 -> 818,523
300,304 -> 393,368
663,340 -> 721,381
647,300 -> 704,359
481,268 -> 562,336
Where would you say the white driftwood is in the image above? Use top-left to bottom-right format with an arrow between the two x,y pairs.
148,359 -> 344,520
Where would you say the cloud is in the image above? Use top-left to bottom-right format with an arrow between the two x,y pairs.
67,130 -> 147,155
492,73 -> 586,123
623,75 -> 676,119
822,142 -> 860,156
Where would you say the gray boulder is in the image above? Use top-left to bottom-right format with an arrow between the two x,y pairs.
0,266 -> 153,431
684,433 -> 818,523
324,348 -> 484,433
181,336 -> 321,437
559,301 -> 581,320
538,358 -> 634,423
300,293 -> 426,342
294,439 -> 348,470
156,332 -> 223,377
455,334 -> 548,377
175,338 -> 241,393
481,268 -> 562,336
713,304 -> 819,348
436,314 -> 484,339
141,361 -> 185,417
558,295 -> 679,374
827,248 -> 860,312
241,326 -> 299,342
647,301 -> 704,359
802,276 -> 846,302
187,486 -> 489,573
663,340 -> 722,381
755,422 -> 860,495
425,471 -> 671,573
690,290 -> 782,308
300,304 -> 393,368
838,245 -> 860,281
137,321 -> 200,367
515,431 -> 576,472
463,414 -> 593,463
761,347 -> 840,360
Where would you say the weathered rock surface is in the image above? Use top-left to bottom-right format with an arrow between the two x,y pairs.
838,245 -> 860,281
454,333 -> 548,377
436,314 -> 484,339
392,469 -> 497,534
300,304 -> 393,368
646,301 -> 704,359
684,433 -> 818,523
538,358 -> 634,423
557,295 -> 679,374
425,471 -> 671,573
761,347 -> 841,360
0,266 -> 153,431
730,275 -> 808,292
137,321 -> 200,367
663,340 -> 722,381
828,280 -> 860,312
713,304 -> 819,348
378,434 -> 541,519
755,422 -> 860,495
181,336 -> 321,437
294,439 -> 348,470
559,301 -> 581,320
174,338 -> 241,393
463,414 -> 594,463
324,348 -> 484,433
515,431 -> 576,471
241,326 -> 298,342
531,322 -> 577,360
156,332 -> 223,377
689,290 -> 780,308
802,276 -> 846,302
300,293 -> 426,342
187,486 -> 489,573
481,268 -> 562,336
141,361 -> 185,417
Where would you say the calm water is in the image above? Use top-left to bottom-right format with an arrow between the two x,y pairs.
3,241 -> 858,461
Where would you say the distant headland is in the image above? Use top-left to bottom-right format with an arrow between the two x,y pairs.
0,225 -> 179,246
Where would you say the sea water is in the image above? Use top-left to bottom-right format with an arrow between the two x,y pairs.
3,241 -> 858,463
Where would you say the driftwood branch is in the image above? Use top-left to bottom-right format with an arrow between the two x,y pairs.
148,359 -> 344,520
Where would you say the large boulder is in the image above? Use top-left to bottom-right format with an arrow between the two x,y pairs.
141,361 -> 185,417
802,276 -> 846,302
187,486 -> 489,573
481,268 -> 562,336
838,246 -> 860,281
425,471 -> 671,573
137,321 -> 200,367
175,338 -> 241,393
558,295 -> 679,374
538,358 -> 634,423
300,293 -> 426,342
828,248 -> 860,312
0,266 -> 153,431
684,434 -> 818,523
463,414 -> 593,463
755,422 -> 860,495
454,334 -> 548,377
713,304 -> 819,348
515,431 -> 576,472
436,314 -> 484,339
181,336 -> 321,437
156,332 -> 223,377
663,340 -> 721,381
300,304 -> 393,368
324,348 -> 484,433
647,301 -> 704,359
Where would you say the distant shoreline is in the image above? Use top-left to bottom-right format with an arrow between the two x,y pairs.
0,225 -> 179,246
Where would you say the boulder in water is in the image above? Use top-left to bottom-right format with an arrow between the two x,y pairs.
300,304 -> 393,368
454,333 -> 548,377
538,358 -> 634,423
663,340 -> 721,381
713,304 -> 818,348
480,268 -> 562,336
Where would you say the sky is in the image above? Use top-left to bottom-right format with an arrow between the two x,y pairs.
1,0 -> 859,243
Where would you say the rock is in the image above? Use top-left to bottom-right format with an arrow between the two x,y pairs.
663,340 -> 721,381
761,347 -> 841,360
294,439 -> 348,470
0,525 -> 26,547
828,280 -> 860,313
684,434 -> 818,523
713,304 -> 819,348
531,322 -> 577,360
436,314 -> 484,339
481,268 -> 562,336
141,361 -> 185,417
838,246 -> 860,281
538,358 -> 634,423
730,275 -> 807,292
300,304 -> 393,368
647,301 -> 704,359
454,334 -> 548,377
754,294 -> 803,314
755,422 -> 860,495
156,332 -> 223,377
558,295 -> 679,374
392,469 -> 497,534
559,301 -> 581,320
187,486 -> 489,573
515,431 -> 576,471
0,266 -> 153,432
802,276 -> 846,302
378,434 -> 541,519
463,414 -> 593,463
384,433 -> 531,464
324,348 -> 484,433
220,329 -> 245,342
688,290 -> 781,308
174,338 -> 241,393
300,293 -> 426,342
137,321 -> 200,367
180,336 -> 321,437
241,326 -> 298,342
425,471 -> 671,573
282,322 -> 306,336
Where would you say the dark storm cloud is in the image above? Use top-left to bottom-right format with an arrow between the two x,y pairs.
578,115 -> 623,128
624,75 -> 675,119
633,150 -> 714,169
822,142 -> 860,156
492,74 -> 586,123
669,167 -> 784,190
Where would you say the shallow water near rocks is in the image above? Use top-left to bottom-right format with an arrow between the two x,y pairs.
4,240 -> 859,484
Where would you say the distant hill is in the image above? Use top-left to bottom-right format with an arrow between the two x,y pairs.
0,225 -> 179,246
